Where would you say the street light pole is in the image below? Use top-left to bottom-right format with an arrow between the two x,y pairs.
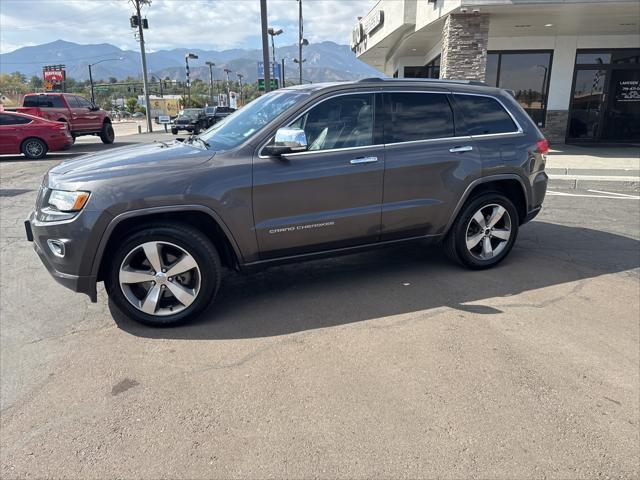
185,53 -> 198,106
267,27 -> 283,88
205,61 -> 215,106
260,0 -> 271,93
87,57 -> 123,106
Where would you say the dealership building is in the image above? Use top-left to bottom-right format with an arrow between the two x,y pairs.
352,0 -> 640,144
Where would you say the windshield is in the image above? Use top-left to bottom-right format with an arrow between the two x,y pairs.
199,90 -> 308,151
180,109 -> 200,118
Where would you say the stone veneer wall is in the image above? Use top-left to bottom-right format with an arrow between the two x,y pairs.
541,110 -> 569,144
440,13 -> 490,81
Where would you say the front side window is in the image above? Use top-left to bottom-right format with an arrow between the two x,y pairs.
75,96 -> 92,108
288,93 -> 374,151
385,92 -> 454,143
66,96 -> 80,108
455,95 -> 518,136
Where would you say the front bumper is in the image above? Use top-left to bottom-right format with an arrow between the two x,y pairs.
25,212 -> 98,302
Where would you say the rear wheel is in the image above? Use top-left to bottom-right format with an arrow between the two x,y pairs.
21,138 -> 48,159
171,128 -> 178,135
444,193 -> 519,269
105,224 -> 221,326
100,122 -> 115,144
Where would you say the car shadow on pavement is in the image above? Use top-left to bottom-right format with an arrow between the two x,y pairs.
0,142 -> 138,162
111,221 -> 640,340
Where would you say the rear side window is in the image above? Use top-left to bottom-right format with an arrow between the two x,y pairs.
23,95 -> 64,108
385,93 -> 454,143
454,95 -> 518,135
0,113 -> 31,125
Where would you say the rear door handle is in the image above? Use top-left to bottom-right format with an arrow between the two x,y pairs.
350,156 -> 378,164
449,145 -> 473,153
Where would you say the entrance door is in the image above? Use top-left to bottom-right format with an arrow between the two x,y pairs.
567,48 -> 640,143
601,69 -> 640,141
568,69 -> 607,141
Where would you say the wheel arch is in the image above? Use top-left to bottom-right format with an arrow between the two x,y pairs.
444,175 -> 529,235
20,136 -> 48,153
93,205 -> 243,282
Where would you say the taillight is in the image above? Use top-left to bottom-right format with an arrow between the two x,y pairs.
536,139 -> 549,155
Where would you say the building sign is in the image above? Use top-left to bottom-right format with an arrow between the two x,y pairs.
362,10 -> 384,36
616,80 -> 640,102
351,10 -> 384,52
43,65 -> 66,92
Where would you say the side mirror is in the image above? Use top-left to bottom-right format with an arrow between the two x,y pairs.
264,127 -> 308,156
89,105 -> 100,111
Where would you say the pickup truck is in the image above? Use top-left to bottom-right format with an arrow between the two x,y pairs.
16,93 -> 114,144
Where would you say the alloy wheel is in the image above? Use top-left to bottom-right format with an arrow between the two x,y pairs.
24,140 -> 44,157
465,203 -> 512,261
119,241 -> 201,316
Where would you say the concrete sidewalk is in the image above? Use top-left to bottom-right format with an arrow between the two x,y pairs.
546,145 -> 639,192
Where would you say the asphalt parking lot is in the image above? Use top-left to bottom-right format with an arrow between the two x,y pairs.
1,133 -> 638,478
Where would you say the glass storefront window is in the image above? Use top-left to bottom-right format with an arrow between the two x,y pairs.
485,51 -> 552,127
576,52 -> 611,64
403,55 -> 440,79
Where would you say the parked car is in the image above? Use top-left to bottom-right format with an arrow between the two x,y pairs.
16,93 -> 114,144
0,111 -> 73,159
204,106 -> 235,127
26,78 -> 548,326
171,108 -> 208,135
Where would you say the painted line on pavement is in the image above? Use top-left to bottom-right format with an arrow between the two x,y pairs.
547,190 -> 640,200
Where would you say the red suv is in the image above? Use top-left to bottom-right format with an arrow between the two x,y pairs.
0,111 -> 73,159
17,93 -> 114,144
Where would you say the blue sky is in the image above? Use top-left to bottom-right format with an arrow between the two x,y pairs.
0,0 -> 378,53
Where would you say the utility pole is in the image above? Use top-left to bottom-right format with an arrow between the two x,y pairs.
260,0 -> 271,93
298,0 -> 303,85
236,73 -> 243,106
205,61 -> 215,105
267,27 -> 283,88
223,68 -> 232,106
130,0 -> 152,132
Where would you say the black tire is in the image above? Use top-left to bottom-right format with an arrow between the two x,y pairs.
194,126 -> 200,135
105,223 -> 221,327
100,122 -> 115,144
21,137 -> 48,159
171,128 -> 178,135
443,192 -> 519,269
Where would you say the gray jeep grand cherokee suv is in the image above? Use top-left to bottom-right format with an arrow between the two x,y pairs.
26,78 -> 548,326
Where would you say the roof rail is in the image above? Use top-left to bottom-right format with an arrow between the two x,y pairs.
357,77 -> 488,87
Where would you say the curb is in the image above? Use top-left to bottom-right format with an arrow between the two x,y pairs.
548,175 -> 640,192
546,167 -> 640,177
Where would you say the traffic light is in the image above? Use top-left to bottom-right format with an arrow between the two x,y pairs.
130,15 -> 139,28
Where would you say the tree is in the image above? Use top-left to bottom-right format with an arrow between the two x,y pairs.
108,77 -> 118,84
29,75 -> 43,91
126,97 -> 138,114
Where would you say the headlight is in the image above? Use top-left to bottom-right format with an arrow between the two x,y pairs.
48,190 -> 90,212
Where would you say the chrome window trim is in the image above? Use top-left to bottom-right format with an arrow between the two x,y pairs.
257,88 -> 525,158
451,91 -> 524,136
384,135 -> 472,148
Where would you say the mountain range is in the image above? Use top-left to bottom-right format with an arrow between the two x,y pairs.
0,40 -> 383,84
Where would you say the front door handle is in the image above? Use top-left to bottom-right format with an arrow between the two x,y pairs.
350,156 -> 378,164
449,145 -> 473,153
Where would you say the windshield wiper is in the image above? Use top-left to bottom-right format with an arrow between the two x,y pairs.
188,135 -> 210,149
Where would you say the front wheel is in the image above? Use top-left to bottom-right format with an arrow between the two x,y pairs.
444,193 -> 519,269
21,138 -> 48,159
100,122 -> 115,144
171,128 -> 178,135
105,224 -> 221,326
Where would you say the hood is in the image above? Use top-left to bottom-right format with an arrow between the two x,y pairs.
49,141 -> 213,178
